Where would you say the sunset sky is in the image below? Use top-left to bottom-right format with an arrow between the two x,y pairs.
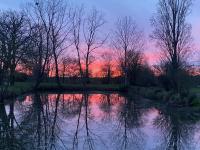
0,0 -> 200,65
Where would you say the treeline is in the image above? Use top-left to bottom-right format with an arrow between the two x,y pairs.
0,0 -> 198,94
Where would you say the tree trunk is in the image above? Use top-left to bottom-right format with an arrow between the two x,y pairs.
85,55 -> 89,84
85,63 -> 89,84
54,54 -> 61,87
124,48 -> 128,86
10,67 -> 15,86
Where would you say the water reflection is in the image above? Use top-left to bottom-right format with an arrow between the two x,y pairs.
113,95 -> 145,150
0,92 -> 200,150
153,106 -> 200,150
0,100 -> 18,150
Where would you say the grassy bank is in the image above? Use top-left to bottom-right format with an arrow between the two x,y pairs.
191,88 -> 200,95
0,82 -> 127,99
37,82 -> 127,92
130,86 -> 200,106
1,82 -> 200,105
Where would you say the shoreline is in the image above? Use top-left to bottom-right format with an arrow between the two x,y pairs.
0,82 -> 127,100
1,82 -> 199,107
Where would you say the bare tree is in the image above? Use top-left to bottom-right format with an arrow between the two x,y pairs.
71,7 -> 106,84
125,50 -> 144,85
24,0 -> 70,88
21,22 -> 48,84
0,11 -> 31,86
35,0 -> 70,86
24,0 -> 53,88
83,8 -> 106,83
71,6 -> 85,82
101,51 -> 114,84
48,0 -> 71,86
60,56 -> 79,83
113,16 -> 144,86
151,0 -> 193,92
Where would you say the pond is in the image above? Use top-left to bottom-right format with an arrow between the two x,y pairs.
1,92 -> 200,150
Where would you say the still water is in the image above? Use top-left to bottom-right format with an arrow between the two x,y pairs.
1,92 -> 200,150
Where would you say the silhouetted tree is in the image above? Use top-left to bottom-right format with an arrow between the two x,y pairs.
0,11 -> 31,85
60,57 -> 79,82
101,51 -> 114,84
151,0 -> 193,93
113,16 -> 144,86
121,50 -> 144,85
33,0 -> 70,87
71,6 -> 107,84
24,1 -> 53,88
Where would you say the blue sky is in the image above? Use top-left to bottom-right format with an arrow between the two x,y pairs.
0,0 -> 198,33
0,0 -> 200,64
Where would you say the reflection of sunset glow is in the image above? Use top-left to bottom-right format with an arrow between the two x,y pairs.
7,92 -> 200,149
42,93 -> 124,104
23,93 -> 125,118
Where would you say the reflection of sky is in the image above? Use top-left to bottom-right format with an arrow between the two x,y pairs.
0,0 -> 200,64
5,93 -> 200,149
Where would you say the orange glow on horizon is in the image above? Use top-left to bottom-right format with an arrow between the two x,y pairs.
16,48 -> 199,77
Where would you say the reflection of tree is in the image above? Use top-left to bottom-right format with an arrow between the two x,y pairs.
99,94 -> 113,122
72,94 -> 83,149
84,93 -> 95,150
50,94 -> 60,149
4,92 -> 200,150
71,93 -> 95,150
153,106 -> 200,150
0,100 -> 24,150
60,94 -> 82,118
113,95 -> 145,150
17,93 -> 67,149
70,93 -> 107,150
